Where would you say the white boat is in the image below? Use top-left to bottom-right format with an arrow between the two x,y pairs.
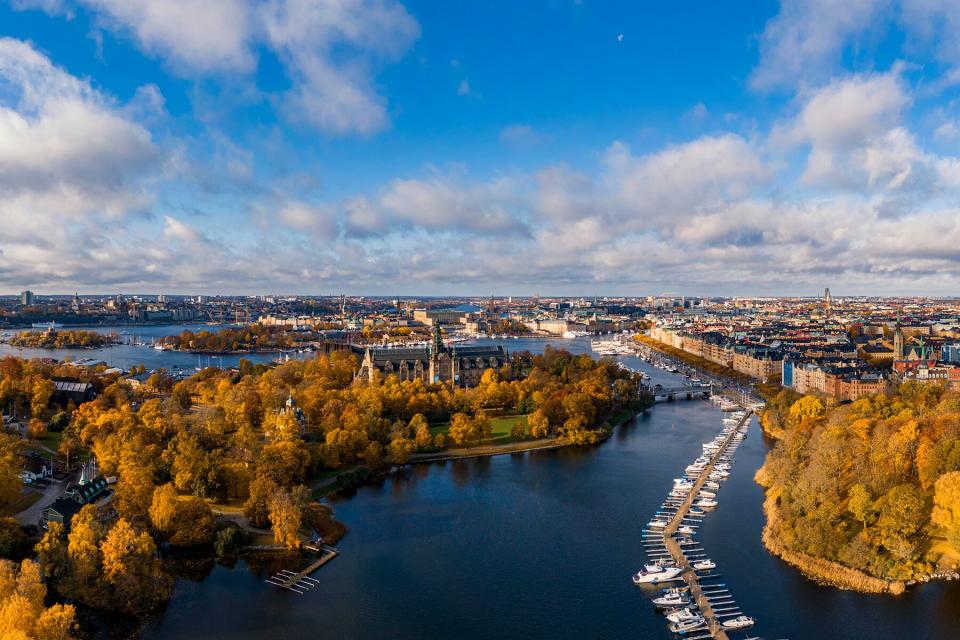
665,607 -> 701,623
692,559 -> 716,570
647,519 -> 668,529
678,525 -> 695,535
669,616 -> 706,633
652,592 -> 689,607
696,498 -> 718,508
633,564 -> 683,585
721,615 -> 756,630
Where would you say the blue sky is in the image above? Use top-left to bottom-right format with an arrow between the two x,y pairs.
2,0 -> 960,296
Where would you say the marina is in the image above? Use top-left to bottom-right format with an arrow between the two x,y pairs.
636,403 -> 756,639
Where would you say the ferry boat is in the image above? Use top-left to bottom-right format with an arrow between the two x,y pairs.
721,615 -> 756,630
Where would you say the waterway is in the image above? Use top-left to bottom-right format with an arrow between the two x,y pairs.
124,335 -> 960,640
0,324 -> 306,371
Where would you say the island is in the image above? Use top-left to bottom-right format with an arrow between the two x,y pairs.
7,329 -> 118,349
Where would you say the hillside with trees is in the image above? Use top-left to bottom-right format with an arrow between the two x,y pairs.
757,383 -> 960,591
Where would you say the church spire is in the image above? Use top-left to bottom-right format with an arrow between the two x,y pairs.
431,322 -> 444,356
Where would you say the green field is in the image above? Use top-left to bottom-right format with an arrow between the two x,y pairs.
430,414 -> 529,446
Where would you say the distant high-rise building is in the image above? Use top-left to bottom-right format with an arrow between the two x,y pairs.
20,290 -> 34,306
824,287 -> 832,316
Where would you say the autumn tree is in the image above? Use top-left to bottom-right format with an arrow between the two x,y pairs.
100,518 -> 171,612
388,436 -> 414,464
244,476 -> 278,529
0,558 -> 76,640
847,483 -> 874,530
932,471 -> 960,547
528,409 -> 550,439
0,434 -> 21,509
448,413 -> 473,446
789,395 -> 825,423
410,414 -> 432,450
30,378 -> 54,418
268,488 -> 302,549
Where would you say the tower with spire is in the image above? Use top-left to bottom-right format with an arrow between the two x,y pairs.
893,315 -> 905,361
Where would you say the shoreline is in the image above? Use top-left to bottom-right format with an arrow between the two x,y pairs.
758,491 -> 907,595
407,437 -> 568,464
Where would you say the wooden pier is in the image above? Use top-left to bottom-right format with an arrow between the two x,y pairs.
266,544 -> 340,594
659,410 -> 752,640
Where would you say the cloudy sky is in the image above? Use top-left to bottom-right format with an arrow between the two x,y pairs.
2,1 -> 960,296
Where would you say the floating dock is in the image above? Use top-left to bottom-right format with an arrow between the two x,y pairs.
644,408 -> 753,639
267,544 -> 339,594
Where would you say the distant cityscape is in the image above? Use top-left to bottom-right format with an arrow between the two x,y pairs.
7,289 -> 960,399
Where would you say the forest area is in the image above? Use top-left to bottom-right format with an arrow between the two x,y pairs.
0,347 -> 651,637
757,383 -> 960,590
158,326 -> 298,352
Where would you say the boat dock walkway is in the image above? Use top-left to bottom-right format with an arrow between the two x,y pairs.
660,410 -> 752,640
267,544 -> 340,594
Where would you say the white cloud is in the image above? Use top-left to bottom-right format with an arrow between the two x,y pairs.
775,71 -> 916,188
259,0 -> 419,135
499,124 -> 543,147
751,0 -> 891,90
602,135 -> 771,228
82,0 -> 255,73
933,120 -> 960,142
683,102 -> 709,123
457,80 -> 472,96
15,0 -> 420,136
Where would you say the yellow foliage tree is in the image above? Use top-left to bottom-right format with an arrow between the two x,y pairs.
267,488 -> 302,549
0,434 -> 21,509
932,471 -> 960,547
0,559 -> 76,640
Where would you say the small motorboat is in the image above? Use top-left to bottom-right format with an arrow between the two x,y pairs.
669,616 -> 706,634
721,615 -> 756,630
692,559 -> 716,570
633,563 -> 683,585
664,607 -> 700,623
678,525 -> 695,535
652,592 -> 689,608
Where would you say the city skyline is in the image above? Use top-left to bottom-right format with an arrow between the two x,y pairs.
3,1 -> 960,295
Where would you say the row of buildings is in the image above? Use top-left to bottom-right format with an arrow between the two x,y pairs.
647,291 -> 960,401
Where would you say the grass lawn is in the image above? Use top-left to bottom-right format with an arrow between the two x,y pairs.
0,488 -> 42,517
430,414 -> 529,446
37,431 -> 64,451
